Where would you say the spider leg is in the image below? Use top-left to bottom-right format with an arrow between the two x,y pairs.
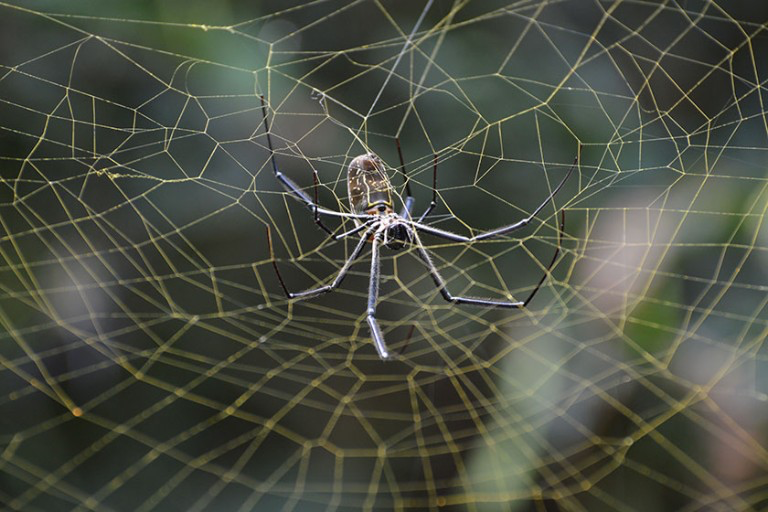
366,233 -> 391,360
395,138 -> 416,218
411,210 -> 565,308
412,231 -> 522,308
396,324 -> 416,357
416,154 -> 438,223
412,154 -> 577,242
267,224 -> 375,300
333,219 -> 376,241
401,197 -> 416,219
260,96 -> 370,232
396,140 -> 439,222
522,209 -> 565,306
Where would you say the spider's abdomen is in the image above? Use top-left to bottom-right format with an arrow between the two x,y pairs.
347,153 -> 394,217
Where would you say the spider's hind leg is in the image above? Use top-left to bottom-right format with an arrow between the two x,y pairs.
413,210 -> 566,308
266,224 -> 373,300
366,233 -> 392,360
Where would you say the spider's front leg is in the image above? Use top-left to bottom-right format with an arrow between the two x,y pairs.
259,97 -> 332,235
260,96 -> 370,236
395,138 -> 439,222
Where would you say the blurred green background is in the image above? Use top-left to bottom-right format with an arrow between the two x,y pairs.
1,1 -> 767,511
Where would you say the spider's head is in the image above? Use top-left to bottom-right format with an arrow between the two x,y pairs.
384,222 -> 412,251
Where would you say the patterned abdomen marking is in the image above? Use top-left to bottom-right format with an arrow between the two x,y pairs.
347,153 -> 394,217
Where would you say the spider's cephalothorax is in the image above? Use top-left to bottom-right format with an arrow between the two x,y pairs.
347,153 -> 411,250
261,96 -> 577,360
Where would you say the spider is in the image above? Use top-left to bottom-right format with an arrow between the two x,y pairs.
261,97 -> 577,360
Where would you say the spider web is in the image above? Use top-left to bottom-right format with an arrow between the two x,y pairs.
1,1 -> 767,510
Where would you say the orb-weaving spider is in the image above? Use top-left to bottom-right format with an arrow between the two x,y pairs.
261,97 -> 577,360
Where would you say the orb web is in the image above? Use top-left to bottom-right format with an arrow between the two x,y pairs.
1,1 -> 767,511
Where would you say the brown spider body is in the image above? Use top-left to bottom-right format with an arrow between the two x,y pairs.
347,153 -> 409,249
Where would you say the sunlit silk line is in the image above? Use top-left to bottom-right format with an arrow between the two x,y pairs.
365,0 -> 434,119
